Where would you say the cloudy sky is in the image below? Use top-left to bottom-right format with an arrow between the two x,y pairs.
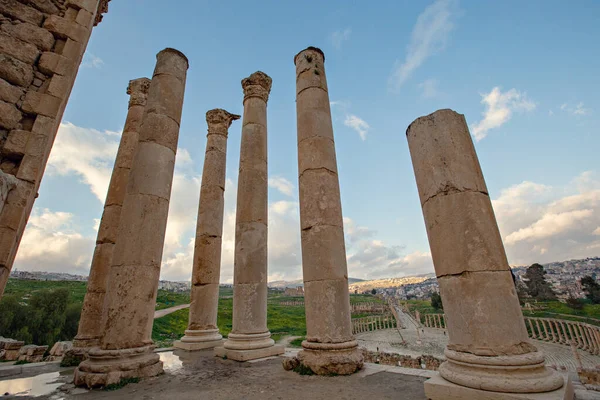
13,0 -> 600,282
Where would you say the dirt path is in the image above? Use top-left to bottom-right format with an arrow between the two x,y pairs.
154,304 -> 190,319
277,335 -> 303,347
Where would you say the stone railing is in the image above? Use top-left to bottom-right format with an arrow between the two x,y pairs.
417,312 -> 447,329
352,315 -> 397,334
525,317 -> 600,355
416,313 -> 600,355
277,300 -> 304,306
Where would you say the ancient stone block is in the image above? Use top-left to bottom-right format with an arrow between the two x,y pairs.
0,78 -> 24,103
304,279 -> 353,343
138,112 -> 180,153
231,282 -> 268,334
187,282 -> 219,329
242,97 -> 267,128
196,186 -> 225,235
38,52 -> 74,76
0,21 -> 55,51
298,135 -> 338,175
0,0 -> 44,25
16,153 -> 41,182
298,168 -> 344,230
110,194 -> 169,267
96,204 -> 119,244
0,226 -> 17,264
59,39 -> 83,61
300,224 -> 347,282
22,0 -> 60,14
43,15 -> 88,43
192,235 -> 222,284
3,129 -> 29,156
0,32 -> 40,64
103,166 -> 127,206
238,123 -> 267,169
24,132 -> 47,156
143,73 -> 185,124
75,8 -> 94,29
30,114 -> 54,136
234,168 -> 267,224
0,53 -> 34,87
0,100 -> 22,130
126,141 -> 175,200
422,191 -> 509,277
67,0 -> 99,14
233,221 -> 267,284
21,90 -> 61,117
47,74 -> 69,98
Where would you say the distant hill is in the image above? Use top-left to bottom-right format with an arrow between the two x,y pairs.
348,274 -> 436,292
269,277 -> 365,289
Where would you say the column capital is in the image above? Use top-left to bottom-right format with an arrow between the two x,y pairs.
206,109 -> 240,135
241,71 -> 272,103
94,0 -> 111,26
126,78 -> 151,107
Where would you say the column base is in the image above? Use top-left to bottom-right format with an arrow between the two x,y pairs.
173,329 -> 224,351
74,345 -> 163,388
440,349 -> 565,393
297,339 -> 363,375
425,372 -> 574,400
214,332 -> 284,361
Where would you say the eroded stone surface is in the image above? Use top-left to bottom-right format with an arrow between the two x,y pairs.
176,109 -> 239,350
72,77 -> 150,353
219,71 -> 277,361
406,109 -> 564,394
75,49 -> 188,386
294,47 -> 362,375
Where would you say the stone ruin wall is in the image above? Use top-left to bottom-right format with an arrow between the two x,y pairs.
0,0 -> 108,297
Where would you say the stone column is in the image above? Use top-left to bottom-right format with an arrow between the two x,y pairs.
535,319 -> 543,340
72,77 -> 150,354
406,109 -> 564,397
527,319 -> 536,339
566,322 -> 578,346
174,109 -> 239,351
294,47 -> 363,376
214,71 -> 283,362
74,48 -> 188,388
578,324 -> 589,350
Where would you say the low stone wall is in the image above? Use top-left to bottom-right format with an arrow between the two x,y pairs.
352,315 -> 397,334
361,348 -> 443,370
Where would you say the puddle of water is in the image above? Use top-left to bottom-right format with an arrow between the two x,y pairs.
0,372 -> 62,397
159,351 -> 183,373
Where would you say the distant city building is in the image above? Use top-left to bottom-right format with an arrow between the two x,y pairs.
284,286 -> 304,297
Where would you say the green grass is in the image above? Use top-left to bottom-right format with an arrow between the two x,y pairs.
154,291 -> 190,310
522,300 -> 600,326
289,337 -> 304,347
349,294 -> 385,304
14,360 -> 30,365
3,279 -> 88,304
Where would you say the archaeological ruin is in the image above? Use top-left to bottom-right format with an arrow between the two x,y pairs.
0,1 -> 581,399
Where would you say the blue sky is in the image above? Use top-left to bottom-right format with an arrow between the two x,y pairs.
14,0 -> 600,282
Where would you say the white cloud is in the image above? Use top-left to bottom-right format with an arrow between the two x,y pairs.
82,53 -> 104,69
344,114 -> 370,141
268,176 -> 295,197
330,28 -> 351,49
418,79 -> 439,99
48,122 -> 120,202
471,87 -> 536,141
594,227 -> 600,236
560,102 -> 591,116
388,0 -> 457,91
14,208 -> 95,275
494,171 -> 600,265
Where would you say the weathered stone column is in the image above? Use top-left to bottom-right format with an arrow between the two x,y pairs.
72,77 -> 150,355
74,48 -> 188,388
214,72 -> 283,361
294,47 -> 363,375
406,109 -> 566,398
174,109 -> 239,351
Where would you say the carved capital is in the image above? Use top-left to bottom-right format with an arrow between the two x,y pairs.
206,109 -> 240,135
241,71 -> 272,103
94,0 -> 110,26
126,78 -> 151,107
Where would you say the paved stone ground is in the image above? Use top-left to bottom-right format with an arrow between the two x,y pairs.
357,328 -> 600,371
46,350 -> 427,400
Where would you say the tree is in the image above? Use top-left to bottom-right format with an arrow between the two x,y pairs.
431,292 -> 443,310
581,276 -> 600,304
371,288 -> 376,295
566,295 -> 584,310
524,263 -> 556,301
